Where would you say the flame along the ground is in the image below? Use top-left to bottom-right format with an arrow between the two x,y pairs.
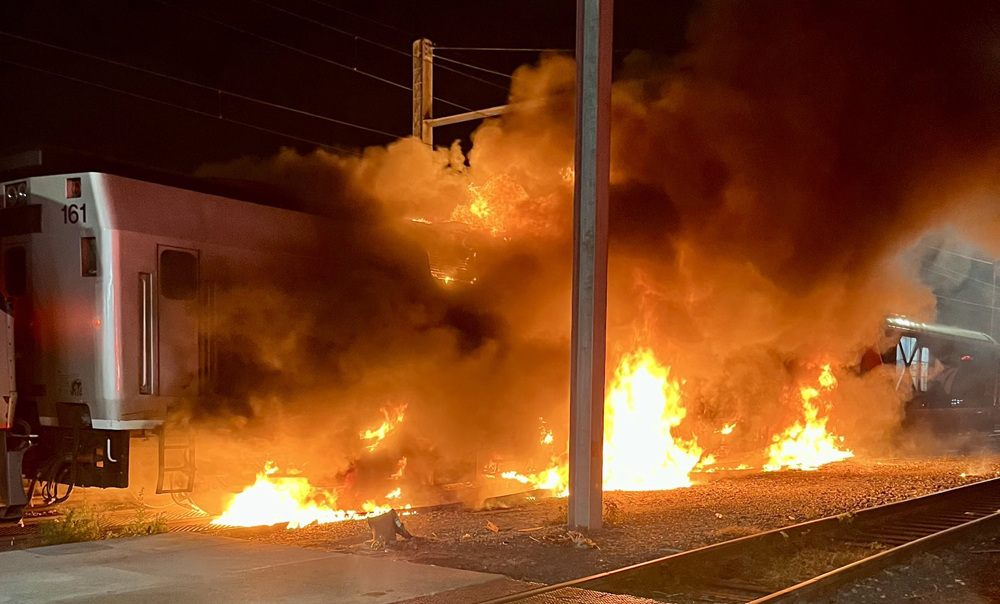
211,403 -> 413,529
763,364 -> 854,471
210,461 -> 412,529
490,351 -> 853,496
213,351 -> 853,529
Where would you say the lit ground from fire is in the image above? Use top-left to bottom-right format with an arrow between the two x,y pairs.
210,456 -> 1000,584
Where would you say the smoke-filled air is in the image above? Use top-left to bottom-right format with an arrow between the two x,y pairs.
172,1 -> 1000,525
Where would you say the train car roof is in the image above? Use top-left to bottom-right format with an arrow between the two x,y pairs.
886,315 -> 999,346
0,146 -> 308,214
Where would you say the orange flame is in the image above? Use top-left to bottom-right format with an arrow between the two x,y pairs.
500,465 -> 568,498
210,462 -> 411,529
763,364 -> 853,472
487,348 -> 710,496
602,348 -> 705,491
360,403 -> 407,452
450,174 -> 528,237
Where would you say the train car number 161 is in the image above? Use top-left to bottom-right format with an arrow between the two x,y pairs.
62,204 -> 88,224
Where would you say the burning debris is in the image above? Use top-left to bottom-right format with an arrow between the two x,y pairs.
209,460 -> 414,530
210,462 -> 408,529
764,365 -> 854,472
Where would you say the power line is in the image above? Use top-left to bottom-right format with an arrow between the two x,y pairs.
0,31 -> 402,140
300,0 -> 416,38
155,0 -> 491,114
431,60 -> 511,93
247,0 -> 410,59
1,58 -> 360,156
922,260 -> 998,293
248,0 -> 510,93
926,246 -> 995,265
293,0 -> 514,88
433,54 -> 512,80
935,293 -> 1000,312
152,0 -> 411,92
434,47 -> 572,52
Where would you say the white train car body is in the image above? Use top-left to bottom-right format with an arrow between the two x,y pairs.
0,168 -> 342,520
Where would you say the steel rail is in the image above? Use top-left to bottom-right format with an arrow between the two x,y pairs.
480,476 -> 1000,603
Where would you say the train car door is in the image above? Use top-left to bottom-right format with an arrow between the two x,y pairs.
157,246 -> 199,397
2,240 -> 36,401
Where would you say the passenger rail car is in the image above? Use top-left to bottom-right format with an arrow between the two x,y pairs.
863,316 -> 1000,437
0,168 -> 363,520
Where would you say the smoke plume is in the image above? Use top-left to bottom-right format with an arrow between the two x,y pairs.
183,0 -> 1000,496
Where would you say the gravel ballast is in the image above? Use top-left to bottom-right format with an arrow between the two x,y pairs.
821,521 -> 1000,604
230,456 -> 1000,584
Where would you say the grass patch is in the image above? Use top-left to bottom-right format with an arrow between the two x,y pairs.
40,508 -> 105,545
118,508 -> 168,538
755,545 -> 873,589
40,504 -> 168,545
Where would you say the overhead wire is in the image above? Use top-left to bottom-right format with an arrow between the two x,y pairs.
151,0 -> 411,92
247,0 -> 511,94
1,58 -> 361,156
291,0 -> 513,87
434,47 -> 572,52
247,0 -> 410,59
926,246 -> 995,265
155,0 -> 502,112
0,31 -> 401,140
921,260 -> 999,294
299,0 -> 416,38
432,54 -> 512,79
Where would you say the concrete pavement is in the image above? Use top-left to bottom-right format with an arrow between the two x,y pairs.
0,533 -> 501,603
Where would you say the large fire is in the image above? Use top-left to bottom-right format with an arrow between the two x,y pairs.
495,347 -> 708,495
602,348 -> 705,491
210,462 -> 410,529
763,364 -> 854,472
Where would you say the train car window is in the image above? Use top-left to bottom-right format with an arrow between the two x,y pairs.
4,247 -> 26,297
81,237 -> 97,277
160,250 -> 198,300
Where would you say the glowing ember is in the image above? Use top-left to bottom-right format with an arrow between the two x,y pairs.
763,364 -> 854,472
539,418 -> 554,445
450,174 -> 528,237
719,422 -> 736,435
211,462 -> 409,529
360,403 -> 407,452
602,348 -> 705,491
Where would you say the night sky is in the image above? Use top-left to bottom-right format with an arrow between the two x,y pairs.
0,0 -> 696,175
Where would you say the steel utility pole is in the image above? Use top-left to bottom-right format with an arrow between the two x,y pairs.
568,0 -> 613,530
412,38 -> 434,144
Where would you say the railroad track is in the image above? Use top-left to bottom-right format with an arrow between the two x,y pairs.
481,476 -> 1000,604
